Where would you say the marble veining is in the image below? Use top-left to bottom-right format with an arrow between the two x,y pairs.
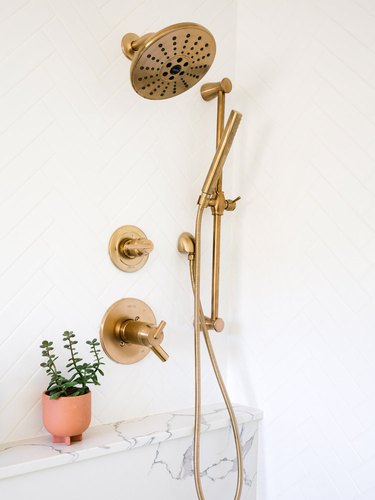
0,404 -> 262,482
149,416 -> 259,484
151,442 -> 194,480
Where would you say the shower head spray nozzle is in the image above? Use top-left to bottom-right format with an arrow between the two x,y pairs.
121,22 -> 216,100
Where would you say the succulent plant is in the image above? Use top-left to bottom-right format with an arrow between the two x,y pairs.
40,331 -> 105,399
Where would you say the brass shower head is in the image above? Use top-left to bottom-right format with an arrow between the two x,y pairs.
121,22 -> 216,100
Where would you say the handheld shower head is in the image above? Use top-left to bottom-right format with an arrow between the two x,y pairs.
200,109 -> 242,199
121,23 -> 216,100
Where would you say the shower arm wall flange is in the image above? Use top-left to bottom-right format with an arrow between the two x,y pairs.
121,32 -> 155,60
200,78 -> 241,332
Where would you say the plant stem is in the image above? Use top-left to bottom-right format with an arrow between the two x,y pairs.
92,342 -> 101,375
48,355 -> 64,393
67,336 -> 85,391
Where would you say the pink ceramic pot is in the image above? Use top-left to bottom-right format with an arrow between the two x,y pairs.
42,391 -> 91,445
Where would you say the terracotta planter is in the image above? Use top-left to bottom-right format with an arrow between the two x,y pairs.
42,391 -> 91,445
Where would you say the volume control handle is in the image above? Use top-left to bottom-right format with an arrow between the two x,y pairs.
150,320 -> 168,362
153,320 -> 166,340
151,344 -> 169,362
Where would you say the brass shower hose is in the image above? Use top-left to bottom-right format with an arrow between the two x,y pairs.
188,204 -> 243,500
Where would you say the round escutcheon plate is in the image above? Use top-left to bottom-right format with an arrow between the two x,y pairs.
108,225 -> 150,273
100,298 -> 156,364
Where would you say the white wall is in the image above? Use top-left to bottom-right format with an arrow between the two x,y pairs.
2,1 -> 375,498
229,0 -> 375,499
0,0 -> 238,442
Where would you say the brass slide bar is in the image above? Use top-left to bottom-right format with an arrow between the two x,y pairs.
212,87 -> 227,324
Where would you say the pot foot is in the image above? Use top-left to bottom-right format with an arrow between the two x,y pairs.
52,434 -> 83,445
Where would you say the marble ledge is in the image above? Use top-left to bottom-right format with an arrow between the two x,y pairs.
0,404 -> 262,481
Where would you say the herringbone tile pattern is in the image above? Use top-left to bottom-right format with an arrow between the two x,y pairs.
0,0 -> 237,443
1,1 -> 374,498
229,0 -> 375,499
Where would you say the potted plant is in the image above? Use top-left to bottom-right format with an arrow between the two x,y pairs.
40,331 -> 105,445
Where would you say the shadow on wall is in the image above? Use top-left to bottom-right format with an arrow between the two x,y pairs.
227,83 -> 275,500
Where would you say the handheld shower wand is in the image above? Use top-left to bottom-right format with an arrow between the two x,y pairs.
200,110 -> 242,200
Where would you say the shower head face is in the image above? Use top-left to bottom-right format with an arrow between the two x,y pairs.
129,23 -> 216,100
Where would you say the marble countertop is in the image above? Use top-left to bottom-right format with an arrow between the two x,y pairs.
0,404 -> 262,481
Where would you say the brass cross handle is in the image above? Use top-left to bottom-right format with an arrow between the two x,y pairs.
116,318 -> 169,362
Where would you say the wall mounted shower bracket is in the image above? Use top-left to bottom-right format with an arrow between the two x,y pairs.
100,298 -> 168,364
109,225 -> 153,272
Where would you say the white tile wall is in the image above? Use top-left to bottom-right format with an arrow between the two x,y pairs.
1,1 -> 374,498
0,0 -> 237,442
229,0 -> 375,499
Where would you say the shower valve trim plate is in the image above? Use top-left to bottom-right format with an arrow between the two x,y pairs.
100,298 -> 168,365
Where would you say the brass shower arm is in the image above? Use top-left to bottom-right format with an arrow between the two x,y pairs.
121,33 -> 155,60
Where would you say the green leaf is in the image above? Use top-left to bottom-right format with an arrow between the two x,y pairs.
41,330 -> 105,393
70,390 -> 82,397
49,392 -> 61,400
